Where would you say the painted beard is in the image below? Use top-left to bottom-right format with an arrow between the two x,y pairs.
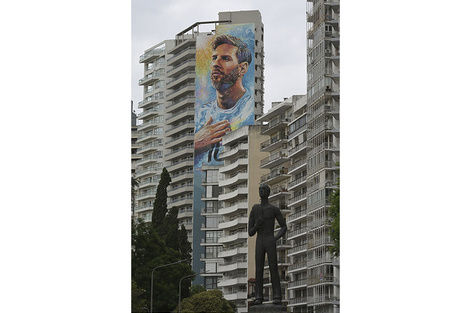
211,67 -> 240,91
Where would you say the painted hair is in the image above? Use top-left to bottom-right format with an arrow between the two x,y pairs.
212,34 -> 252,65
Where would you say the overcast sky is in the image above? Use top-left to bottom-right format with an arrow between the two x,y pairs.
132,0 -> 307,114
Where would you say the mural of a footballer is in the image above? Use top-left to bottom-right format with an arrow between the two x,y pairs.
194,31 -> 255,167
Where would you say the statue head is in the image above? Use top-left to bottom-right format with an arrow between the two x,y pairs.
259,184 -> 271,198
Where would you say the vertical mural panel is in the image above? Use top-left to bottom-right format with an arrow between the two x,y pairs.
192,23 -> 255,280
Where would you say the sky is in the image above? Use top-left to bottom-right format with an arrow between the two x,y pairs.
132,0 -> 307,114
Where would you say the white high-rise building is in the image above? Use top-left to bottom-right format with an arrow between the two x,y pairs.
135,10 -> 265,290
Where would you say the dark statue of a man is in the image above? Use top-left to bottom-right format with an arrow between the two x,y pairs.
248,184 -> 287,305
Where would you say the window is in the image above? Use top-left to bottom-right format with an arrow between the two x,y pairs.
205,277 -> 218,290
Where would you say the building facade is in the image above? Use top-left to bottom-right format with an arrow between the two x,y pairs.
135,10 -> 266,288
302,0 -> 340,312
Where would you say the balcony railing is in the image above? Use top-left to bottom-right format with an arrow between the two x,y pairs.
139,47 -> 165,62
288,141 -> 307,156
289,297 -> 307,305
260,152 -> 288,167
260,135 -> 288,150
167,59 -> 196,75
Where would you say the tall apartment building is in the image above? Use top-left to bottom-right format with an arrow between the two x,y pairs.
135,10 -> 265,289
302,0 -> 340,312
134,40 -> 172,223
132,101 -> 142,218
215,125 -> 269,313
257,96 -> 303,306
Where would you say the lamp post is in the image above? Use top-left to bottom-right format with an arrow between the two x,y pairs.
150,259 -> 189,313
178,271 -> 209,313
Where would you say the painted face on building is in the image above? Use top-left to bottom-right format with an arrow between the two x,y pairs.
211,44 -> 243,91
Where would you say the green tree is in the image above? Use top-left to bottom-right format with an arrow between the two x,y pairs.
132,176 -> 139,216
176,289 -> 235,313
190,284 -> 206,296
152,167 -> 171,234
178,224 -> 192,261
328,179 -> 340,257
132,280 -> 148,312
131,218 -> 193,313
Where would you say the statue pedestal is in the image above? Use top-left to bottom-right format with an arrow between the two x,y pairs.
249,304 -> 287,313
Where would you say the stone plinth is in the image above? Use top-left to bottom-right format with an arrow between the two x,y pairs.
248,304 -> 287,313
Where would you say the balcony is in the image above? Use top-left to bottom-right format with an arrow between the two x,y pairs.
218,245 -> 248,258
288,261 -> 307,273
136,156 -> 161,167
219,187 -> 248,202
166,95 -> 195,113
166,146 -> 194,162
287,278 -> 307,290
165,133 -> 194,149
218,231 -> 248,244
218,260 -> 247,273
287,244 -> 307,256
223,291 -> 247,301
137,107 -> 162,119
166,158 -> 194,172
170,170 -> 194,183
218,276 -> 247,287
287,226 -> 308,240
168,184 -> 194,197
138,71 -> 164,86
218,217 -> 248,231
288,193 -> 307,207
219,158 -> 248,174
260,116 -> 290,135
166,59 -> 196,78
139,46 -> 165,63
260,135 -> 288,152
288,141 -> 307,158
288,297 -> 307,306
288,209 -> 307,224
219,201 -> 248,216
219,172 -> 248,188
137,120 -> 162,133
166,71 -> 196,90
165,108 -> 195,124
177,208 -> 193,219
135,204 -> 153,214
167,46 -> 196,65
219,142 -> 249,159
260,151 -> 289,168
260,169 -> 290,186
165,121 -> 195,137
135,166 -> 161,178
268,187 -> 290,203
306,255 -> 333,268
166,83 -> 196,101
307,237 -> 333,250
137,143 -> 161,155
136,189 -> 156,201
138,94 -> 164,109
168,195 -> 194,207
307,295 -> 339,305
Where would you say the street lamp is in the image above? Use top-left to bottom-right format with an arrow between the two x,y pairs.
150,259 -> 189,313
178,271 -> 209,313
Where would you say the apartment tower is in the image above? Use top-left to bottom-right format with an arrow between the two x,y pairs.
135,10 -> 265,289
303,1 -> 340,313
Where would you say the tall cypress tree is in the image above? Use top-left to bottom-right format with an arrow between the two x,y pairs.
152,167 -> 171,234
178,224 -> 192,261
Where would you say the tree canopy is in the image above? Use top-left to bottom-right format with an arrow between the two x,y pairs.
132,168 -> 194,312
176,289 -> 235,313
